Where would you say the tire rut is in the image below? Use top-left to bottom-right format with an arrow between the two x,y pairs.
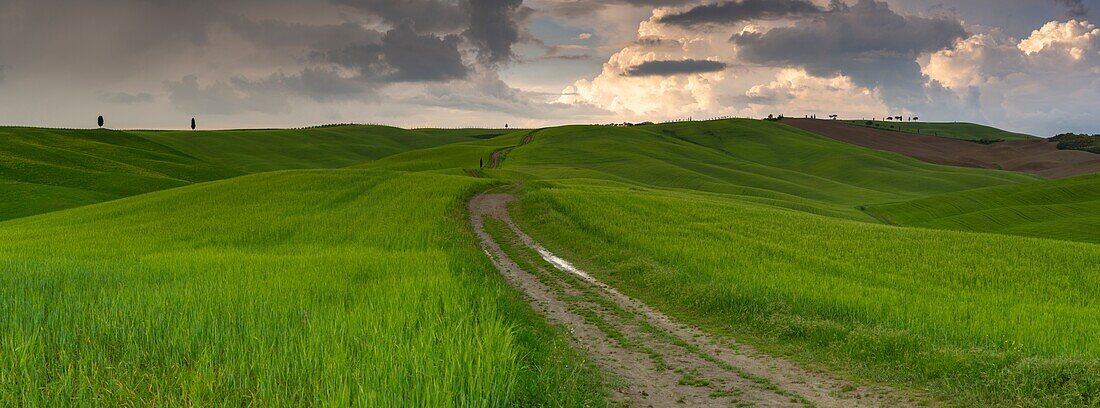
469,193 -> 926,408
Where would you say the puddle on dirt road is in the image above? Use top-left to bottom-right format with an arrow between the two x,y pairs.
533,245 -> 595,282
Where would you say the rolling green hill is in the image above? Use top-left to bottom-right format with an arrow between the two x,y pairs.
476,119 -> 1100,405
868,173 -> 1100,244
0,126 -> 479,220
132,126 -> 479,173
359,120 -> 1039,221
512,181 -> 1100,406
844,120 -> 1036,141
499,121 -> 1038,220
3,118 -> 1099,406
0,170 -> 607,406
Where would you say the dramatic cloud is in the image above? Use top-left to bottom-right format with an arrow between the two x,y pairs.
742,68 -> 888,117
1054,0 -> 1090,20
560,11 -> 734,119
623,60 -> 729,76
731,0 -> 967,111
404,68 -> 608,119
322,24 -> 468,82
660,0 -> 823,26
466,0 -> 527,65
924,20 -> 1100,134
0,0 -> 1097,132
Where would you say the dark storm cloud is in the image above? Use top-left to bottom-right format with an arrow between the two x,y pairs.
731,0 -> 967,110
379,25 -> 468,81
623,60 -> 728,76
1053,0 -> 1090,19
322,24 -> 468,82
466,0 -> 526,65
660,0 -> 824,26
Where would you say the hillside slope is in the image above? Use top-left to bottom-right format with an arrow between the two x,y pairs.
500,120 -> 1037,220
0,169 -> 607,406
132,126 -> 478,173
869,173 -> 1100,244
4,118 -> 1100,406
783,119 -> 1100,178
0,127 -> 240,220
514,181 -> 1100,406
0,126 -> 477,220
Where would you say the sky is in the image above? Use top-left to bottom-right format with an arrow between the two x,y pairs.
0,0 -> 1098,135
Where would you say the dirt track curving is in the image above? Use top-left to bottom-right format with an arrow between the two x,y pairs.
782,119 -> 1100,179
470,193 -> 926,407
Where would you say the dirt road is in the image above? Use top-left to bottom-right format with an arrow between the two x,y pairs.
469,193 -> 923,407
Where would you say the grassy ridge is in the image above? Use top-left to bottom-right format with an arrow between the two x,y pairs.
0,127 -> 239,220
133,126 -> 478,173
0,170 -> 607,406
355,130 -> 531,175
869,173 -> 1100,244
513,182 -> 1100,406
0,126 -> 477,220
843,120 -> 1036,141
502,121 -> 1036,220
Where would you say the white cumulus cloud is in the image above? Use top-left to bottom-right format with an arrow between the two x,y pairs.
924,20 -> 1100,134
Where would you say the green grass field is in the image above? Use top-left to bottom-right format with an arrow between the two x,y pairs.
513,182 -> 1100,406
0,126 -> 480,220
498,121 -> 1037,220
2,118 -> 1099,406
493,120 -> 1099,405
843,120 -> 1036,141
0,170 -> 607,406
869,173 -> 1100,244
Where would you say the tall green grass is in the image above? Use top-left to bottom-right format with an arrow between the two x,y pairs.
132,126 -> 479,173
512,181 -> 1100,406
0,127 -> 239,220
501,121 -> 1036,220
0,125 -> 478,220
869,173 -> 1100,244
3,117 -> 1097,406
0,170 -> 606,406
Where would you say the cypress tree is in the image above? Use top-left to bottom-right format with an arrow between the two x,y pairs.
98,116 -> 104,128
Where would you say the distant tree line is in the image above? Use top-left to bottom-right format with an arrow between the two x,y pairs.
1052,133 -> 1100,154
